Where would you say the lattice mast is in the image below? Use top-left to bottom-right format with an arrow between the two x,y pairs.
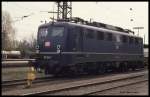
56,2 -> 72,20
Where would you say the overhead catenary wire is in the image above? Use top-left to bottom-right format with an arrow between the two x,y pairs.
6,2 -> 49,22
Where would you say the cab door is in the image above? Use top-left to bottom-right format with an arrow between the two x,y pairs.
75,27 -> 83,51
114,34 -> 122,53
66,26 -> 83,52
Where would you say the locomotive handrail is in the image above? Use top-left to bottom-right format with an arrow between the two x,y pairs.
37,51 -> 144,55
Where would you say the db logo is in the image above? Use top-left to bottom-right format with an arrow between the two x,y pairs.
45,41 -> 51,47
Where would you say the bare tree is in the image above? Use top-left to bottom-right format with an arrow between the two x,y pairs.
2,11 -> 15,50
15,34 -> 37,58
29,34 -> 37,51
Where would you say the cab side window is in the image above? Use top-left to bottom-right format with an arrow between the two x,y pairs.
97,31 -> 104,40
135,37 -> 142,44
122,35 -> 128,43
107,33 -> 113,41
85,29 -> 95,39
76,27 -> 83,50
129,37 -> 134,44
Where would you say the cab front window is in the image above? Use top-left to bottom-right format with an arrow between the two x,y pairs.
51,27 -> 64,37
38,27 -> 48,38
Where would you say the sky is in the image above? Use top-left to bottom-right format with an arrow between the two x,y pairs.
2,2 -> 149,44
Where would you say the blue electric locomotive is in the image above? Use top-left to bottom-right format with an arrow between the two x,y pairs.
34,20 -> 144,75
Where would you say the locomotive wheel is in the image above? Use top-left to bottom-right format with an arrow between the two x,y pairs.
137,61 -> 144,69
131,66 -> 136,71
99,64 -> 106,74
131,62 -> 137,71
112,62 -> 119,73
119,62 -> 128,72
60,66 -> 76,77
92,63 -> 100,75
75,64 -> 85,75
124,62 -> 128,72
84,62 -> 99,75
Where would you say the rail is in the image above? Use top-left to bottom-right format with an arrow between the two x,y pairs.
2,75 -> 53,88
24,72 -> 147,95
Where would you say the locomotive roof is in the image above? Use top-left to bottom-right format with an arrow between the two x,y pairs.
39,22 -> 142,39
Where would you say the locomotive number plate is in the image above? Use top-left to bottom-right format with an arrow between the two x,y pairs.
44,56 -> 52,59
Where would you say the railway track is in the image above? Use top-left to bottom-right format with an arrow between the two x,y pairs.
85,77 -> 147,95
89,80 -> 148,95
2,71 -> 126,89
26,71 -> 147,95
2,70 -> 147,95
2,68 -> 145,88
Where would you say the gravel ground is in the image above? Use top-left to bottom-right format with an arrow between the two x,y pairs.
91,77 -> 148,95
2,70 -> 147,95
2,67 -> 148,96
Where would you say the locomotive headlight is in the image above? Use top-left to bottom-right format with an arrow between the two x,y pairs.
36,45 -> 39,49
36,45 -> 39,53
57,45 -> 61,53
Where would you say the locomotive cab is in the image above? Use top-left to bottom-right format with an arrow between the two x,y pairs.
36,22 -> 68,74
35,22 -> 84,74
38,23 -> 66,53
